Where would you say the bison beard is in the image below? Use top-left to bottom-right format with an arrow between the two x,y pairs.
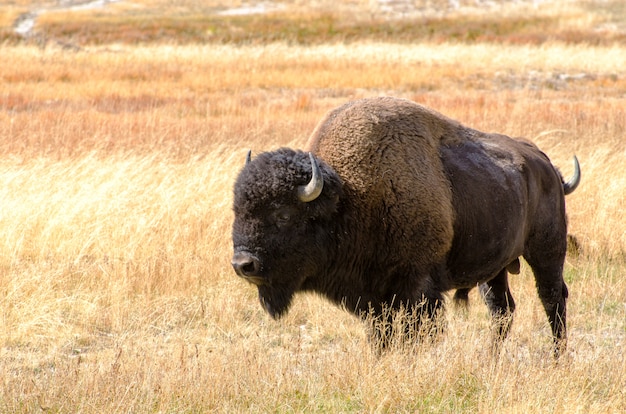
231,97 -> 580,358
258,284 -> 295,320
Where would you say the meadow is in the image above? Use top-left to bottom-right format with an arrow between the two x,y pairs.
0,0 -> 625,412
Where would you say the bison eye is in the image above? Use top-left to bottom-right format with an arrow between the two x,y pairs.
273,207 -> 295,227
278,212 -> 290,222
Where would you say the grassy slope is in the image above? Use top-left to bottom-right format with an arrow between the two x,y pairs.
0,1 -> 625,412
2,0 -> 626,45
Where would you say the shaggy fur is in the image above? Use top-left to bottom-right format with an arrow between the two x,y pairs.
232,97 -> 579,356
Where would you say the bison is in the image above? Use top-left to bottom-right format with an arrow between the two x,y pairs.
231,96 -> 580,357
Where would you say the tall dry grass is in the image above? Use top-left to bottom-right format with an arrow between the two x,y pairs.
0,39 -> 624,412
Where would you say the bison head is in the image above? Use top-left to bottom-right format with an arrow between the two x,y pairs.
231,148 -> 343,319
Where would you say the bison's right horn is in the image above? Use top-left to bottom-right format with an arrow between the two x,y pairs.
563,156 -> 581,195
298,152 -> 324,203
245,150 -> 252,166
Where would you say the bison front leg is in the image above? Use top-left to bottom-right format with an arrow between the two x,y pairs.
479,269 -> 516,352
453,288 -> 471,310
532,265 -> 568,358
411,294 -> 446,341
364,294 -> 445,351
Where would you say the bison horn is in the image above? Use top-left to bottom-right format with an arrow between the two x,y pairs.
245,150 -> 252,166
563,156 -> 581,195
298,152 -> 324,202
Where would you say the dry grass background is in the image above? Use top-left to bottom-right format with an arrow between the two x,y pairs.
1,0 -> 625,412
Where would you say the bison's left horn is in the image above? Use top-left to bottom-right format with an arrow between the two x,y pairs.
245,150 -> 252,166
298,152 -> 324,203
563,155 -> 581,195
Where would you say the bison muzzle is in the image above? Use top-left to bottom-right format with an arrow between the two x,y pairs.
232,97 -> 580,357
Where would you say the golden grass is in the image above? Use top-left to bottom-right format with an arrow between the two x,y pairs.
3,0 -> 626,45
0,9 -> 625,412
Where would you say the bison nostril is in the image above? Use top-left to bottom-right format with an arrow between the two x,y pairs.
241,261 -> 257,275
232,252 -> 261,277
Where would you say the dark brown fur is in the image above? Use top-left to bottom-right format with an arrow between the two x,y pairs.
232,97 -> 579,357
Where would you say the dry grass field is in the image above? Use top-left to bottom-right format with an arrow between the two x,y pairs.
1,0 -> 625,412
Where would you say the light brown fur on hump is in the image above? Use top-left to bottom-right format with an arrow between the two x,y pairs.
305,97 -> 457,266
